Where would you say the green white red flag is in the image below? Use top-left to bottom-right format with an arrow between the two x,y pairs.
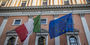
15,15 -> 40,45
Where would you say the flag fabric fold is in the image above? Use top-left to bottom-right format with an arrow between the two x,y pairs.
33,15 -> 40,32
15,15 -> 40,45
16,19 -> 34,42
49,13 -> 73,39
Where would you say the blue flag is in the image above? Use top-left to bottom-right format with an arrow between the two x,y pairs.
49,13 -> 73,39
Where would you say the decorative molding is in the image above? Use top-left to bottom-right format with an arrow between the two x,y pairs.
66,34 -> 81,45
4,37 -> 10,45
66,29 -> 79,35
0,4 -> 90,10
35,29 -> 48,45
41,18 -> 48,24
46,35 -> 48,45
66,29 -> 81,45
54,15 -> 60,45
6,29 -> 17,37
0,17 -> 8,36
15,37 -> 18,45
36,29 -> 48,33
12,19 -> 22,26
4,36 -> 17,45
80,14 -> 90,45
4,30 -> 18,45
0,4 -> 90,13
36,33 -> 48,36
35,36 -> 39,45
0,10 -> 90,16
35,33 -> 48,45
78,35 -> 81,45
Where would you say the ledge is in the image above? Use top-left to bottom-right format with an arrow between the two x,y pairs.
0,4 -> 90,10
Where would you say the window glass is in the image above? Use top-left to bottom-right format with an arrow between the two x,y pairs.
38,36 -> 46,45
41,19 -> 47,24
21,1 -> 26,7
69,36 -> 78,45
43,0 -> 47,2
43,0 -> 47,6
87,0 -> 90,4
7,37 -> 16,45
1,2 -> 6,6
64,0 -> 69,5
13,19 -> 21,25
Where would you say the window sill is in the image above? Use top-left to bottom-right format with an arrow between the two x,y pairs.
12,24 -> 21,26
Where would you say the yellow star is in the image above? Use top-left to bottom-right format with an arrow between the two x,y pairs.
63,30 -> 64,32
56,30 -> 57,32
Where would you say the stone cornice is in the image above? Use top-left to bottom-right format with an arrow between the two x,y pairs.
0,4 -> 90,9
0,10 -> 90,16
0,4 -> 90,12
0,4 -> 90,16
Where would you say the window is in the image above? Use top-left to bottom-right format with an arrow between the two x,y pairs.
35,29 -> 48,45
69,36 -> 78,45
7,37 -> 16,45
70,0 -> 73,4
64,0 -> 69,5
1,2 -> 6,7
21,1 -> 26,7
66,29 -> 81,45
41,19 -> 47,24
4,30 -> 18,45
74,0 -> 77,4
13,19 -> 22,25
38,36 -> 46,45
43,0 -> 47,6
87,0 -> 90,4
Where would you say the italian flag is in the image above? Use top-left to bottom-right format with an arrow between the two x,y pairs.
15,15 -> 40,45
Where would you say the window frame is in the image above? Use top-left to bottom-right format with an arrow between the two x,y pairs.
66,32 -> 81,45
64,0 -> 69,5
7,37 -> 16,45
12,19 -> 22,25
4,30 -> 18,45
69,36 -> 78,45
21,1 -> 27,7
41,18 -> 48,24
1,2 -> 6,7
87,0 -> 90,4
35,33 -> 48,45
4,36 -> 18,45
43,0 -> 47,6
38,36 -> 46,45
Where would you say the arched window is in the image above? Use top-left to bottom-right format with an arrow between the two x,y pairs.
7,37 -> 16,45
38,36 -> 46,45
69,36 -> 78,45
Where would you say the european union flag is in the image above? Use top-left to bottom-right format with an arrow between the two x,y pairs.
49,13 -> 73,39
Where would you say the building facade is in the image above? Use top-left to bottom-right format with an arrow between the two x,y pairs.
0,0 -> 90,45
